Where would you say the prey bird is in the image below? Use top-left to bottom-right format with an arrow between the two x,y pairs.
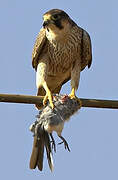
30,94 -> 81,171
30,9 -> 92,171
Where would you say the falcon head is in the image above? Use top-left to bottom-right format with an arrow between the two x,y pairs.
43,9 -> 75,32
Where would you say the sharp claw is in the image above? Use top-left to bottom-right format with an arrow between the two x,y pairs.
68,94 -> 76,99
43,94 -> 54,109
58,136 -> 70,152
50,133 -> 56,153
68,88 -> 76,99
43,95 -> 48,106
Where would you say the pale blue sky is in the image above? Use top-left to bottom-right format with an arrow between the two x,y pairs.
0,0 -> 118,179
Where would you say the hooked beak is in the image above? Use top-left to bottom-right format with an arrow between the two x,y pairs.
43,20 -> 50,28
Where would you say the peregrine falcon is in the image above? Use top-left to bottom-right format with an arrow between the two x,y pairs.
32,9 -> 92,109
30,9 -> 92,171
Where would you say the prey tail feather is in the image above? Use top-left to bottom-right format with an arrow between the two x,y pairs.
29,125 -> 54,171
37,137 -> 44,171
44,131 -> 54,171
29,136 -> 39,169
29,135 -> 44,171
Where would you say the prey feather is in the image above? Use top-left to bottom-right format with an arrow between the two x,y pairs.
29,94 -> 81,171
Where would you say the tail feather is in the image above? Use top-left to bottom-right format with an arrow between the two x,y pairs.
29,135 -> 44,171
29,136 -> 39,169
44,132 -> 54,171
29,127 -> 54,171
37,137 -> 44,171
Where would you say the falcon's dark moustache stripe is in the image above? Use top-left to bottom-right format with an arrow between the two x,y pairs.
54,20 -> 63,29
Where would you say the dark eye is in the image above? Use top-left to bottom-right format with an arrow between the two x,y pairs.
52,14 -> 59,20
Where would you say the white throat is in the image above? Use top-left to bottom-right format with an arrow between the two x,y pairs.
45,23 -> 71,44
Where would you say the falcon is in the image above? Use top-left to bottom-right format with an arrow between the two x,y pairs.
30,9 -> 92,171
32,9 -> 92,109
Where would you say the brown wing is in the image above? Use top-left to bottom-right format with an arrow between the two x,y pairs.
32,28 -> 47,70
81,29 -> 92,71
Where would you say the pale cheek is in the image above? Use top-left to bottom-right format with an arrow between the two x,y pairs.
46,29 -> 57,40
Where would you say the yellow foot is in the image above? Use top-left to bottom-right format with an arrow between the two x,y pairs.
68,93 -> 82,108
43,93 -> 54,109
68,93 -> 76,99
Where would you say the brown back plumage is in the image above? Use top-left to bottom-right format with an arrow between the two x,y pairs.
32,28 -> 47,70
81,29 -> 92,71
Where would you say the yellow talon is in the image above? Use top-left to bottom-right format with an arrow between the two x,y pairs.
68,87 -> 76,99
42,82 -> 54,109
69,94 -> 76,99
43,93 -> 54,109
69,88 -> 82,108
43,95 -> 48,106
